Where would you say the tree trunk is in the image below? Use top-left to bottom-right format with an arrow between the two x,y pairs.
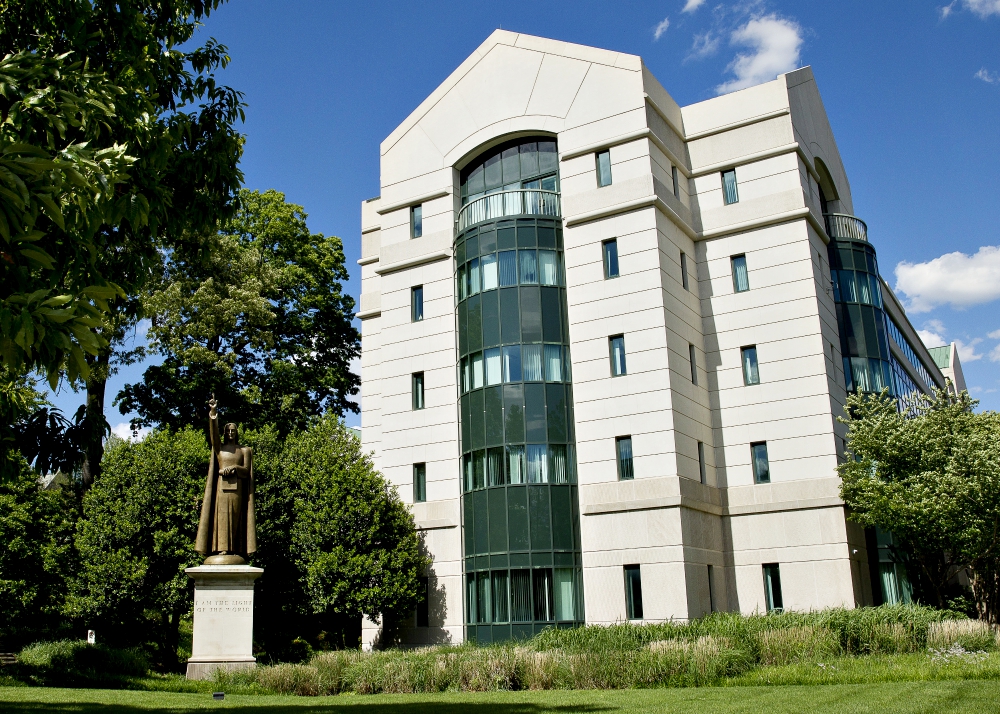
80,353 -> 109,488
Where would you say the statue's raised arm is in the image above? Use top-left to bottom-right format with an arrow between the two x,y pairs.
208,397 -> 221,453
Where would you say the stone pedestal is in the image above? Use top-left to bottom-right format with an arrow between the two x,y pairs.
185,564 -> 263,680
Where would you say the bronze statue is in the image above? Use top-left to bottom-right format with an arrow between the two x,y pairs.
195,398 -> 256,564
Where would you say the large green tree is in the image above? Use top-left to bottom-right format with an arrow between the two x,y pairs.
117,189 -> 359,435
839,388 -> 1000,622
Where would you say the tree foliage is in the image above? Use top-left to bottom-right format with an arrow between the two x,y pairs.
117,189 -> 360,435
839,388 -> 1000,622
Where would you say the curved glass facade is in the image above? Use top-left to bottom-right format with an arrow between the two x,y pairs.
455,138 -> 582,642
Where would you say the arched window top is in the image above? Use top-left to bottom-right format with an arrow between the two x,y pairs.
460,137 -> 558,206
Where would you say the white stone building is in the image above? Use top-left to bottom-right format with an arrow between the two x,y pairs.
356,31 -> 963,646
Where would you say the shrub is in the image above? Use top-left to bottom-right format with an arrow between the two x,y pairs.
13,640 -> 149,686
927,620 -> 998,652
755,626 -> 840,666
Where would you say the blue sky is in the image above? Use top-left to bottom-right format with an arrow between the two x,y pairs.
48,0 -> 1000,434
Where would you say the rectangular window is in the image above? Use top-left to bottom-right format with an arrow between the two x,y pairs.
416,575 -> 429,627
707,565 -> 715,612
722,169 -> 739,205
603,239 -> 619,279
741,345 -> 760,385
688,343 -> 698,384
672,165 -> 680,199
596,149 -> 612,187
624,565 -> 643,620
412,372 -> 425,410
763,563 -> 783,612
616,436 -> 634,481
751,441 -> 770,483
680,251 -> 689,291
411,285 -> 424,322
731,254 -> 749,292
413,463 -> 426,503
609,335 -> 627,376
697,441 -> 707,484
410,204 -> 423,238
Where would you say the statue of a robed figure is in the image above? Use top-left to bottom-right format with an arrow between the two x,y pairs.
195,398 -> 257,564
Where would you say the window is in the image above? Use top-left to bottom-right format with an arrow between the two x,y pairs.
603,239 -> 620,279
596,149 -> 612,187
707,564 -> 715,612
680,251 -> 690,290
624,565 -> 644,619
616,436 -> 634,480
688,343 -> 698,384
416,576 -> 429,627
741,346 -> 760,385
609,335 -> 627,376
412,372 -> 425,410
410,204 -> 423,238
722,169 -> 739,205
413,463 -> 426,503
411,285 -> 424,322
731,254 -> 749,293
751,441 -> 770,483
672,165 -> 680,199
763,563 -> 783,612
698,441 -> 707,484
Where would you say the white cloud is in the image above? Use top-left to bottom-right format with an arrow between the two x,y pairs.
687,31 -> 721,60
111,422 -> 150,442
716,15 -> 803,94
975,67 -> 999,84
654,16 -> 671,41
956,338 -> 984,362
990,343 -> 1000,362
918,320 -> 984,362
961,0 -> 1000,17
941,1 -> 958,18
989,330 -> 1000,339
682,0 -> 707,12
894,245 -> 1000,312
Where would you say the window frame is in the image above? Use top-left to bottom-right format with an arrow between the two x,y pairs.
741,345 -> 760,386
413,462 -> 426,503
609,334 -> 627,377
688,343 -> 698,385
410,204 -> 423,238
763,563 -> 783,612
412,371 -> 425,410
751,441 -> 770,484
680,251 -> 690,291
596,149 -> 612,188
721,168 -> 739,205
603,238 -> 620,279
624,564 -> 644,620
411,285 -> 424,322
697,441 -> 707,484
731,254 -> 749,293
672,165 -> 680,199
616,435 -> 634,481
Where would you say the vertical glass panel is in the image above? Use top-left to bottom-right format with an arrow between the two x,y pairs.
477,571 -> 492,622
484,348 -> 502,386
412,286 -> 423,322
502,147 -> 521,184
524,383 -> 546,442
503,345 -> 522,382
467,164 -> 485,196
487,447 -> 505,486
471,352 -> 484,390
538,251 -> 559,285
471,389 -> 485,450
508,489 -> 529,549
610,336 -> 627,376
519,250 -> 538,284
481,289 -> 500,348
474,487 -> 489,552
604,240 -> 620,279
624,565 -> 643,619
544,345 -> 563,381
538,141 -> 557,173
458,300 -> 468,354
680,251 -> 689,290
464,492 -> 474,552
489,486 -> 507,553
541,288 -> 562,342
752,442 -> 770,483
673,165 -> 680,198
504,385 -> 525,444
479,229 -> 496,254
549,445 -> 569,485
616,436 -> 634,480
497,226 -> 516,250
457,265 -> 467,302
473,450 -> 487,490
763,564 -> 783,612
742,346 -> 760,385
596,150 -> 612,187
413,463 -> 426,503
411,204 -> 422,238
554,568 -> 575,621
461,395 -> 471,455
510,570 -> 532,621
520,142 -> 539,176
492,570 -> 510,623
545,384 -> 567,442
722,169 -> 739,205
460,356 -> 468,394
519,287 -> 542,342
466,573 -> 477,623
467,233 -> 479,260
506,445 -> 526,485
537,226 -> 556,249
541,175 -> 557,192
481,254 -> 498,291
857,270 -> 873,304
468,295 -> 482,352
529,487 -> 552,552
517,224 -> 536,248
830,269 -> 841,301
526,444 -> 548,483
485,153 -> 502,190
469,257 -> 481,295
869,273 -> 883,308
500,288 -> 520,344
840,271 -> 858,302
731,255 -> 749,292
485,386 -> 504,446
533,568 -> 554,621
412,372 -> 425,410
498,251 -> 518,286
522,345 -> 543,381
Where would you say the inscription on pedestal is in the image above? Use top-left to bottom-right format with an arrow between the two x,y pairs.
194,598 -> 253,614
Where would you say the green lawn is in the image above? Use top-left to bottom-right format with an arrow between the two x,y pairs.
3,682 -> 1000,714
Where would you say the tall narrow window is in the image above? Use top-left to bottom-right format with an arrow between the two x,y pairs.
688,343 -> 698,384
707,564 -> 715,612
680,251 -> 690,291
763,563 -> 783,612
609,335 -> 627,376
698,441 -> 707,484
603,239 -> 620,279
596,149 -> 612,187
616,436 -> 634,480
751,441 -> 770,483
672,165 -> 680,199
722,169 -> 739,205
413,463 -> 426,503
411,285 -> 424,322
416,575 -> 429,626
410,204 -> 423,238
624,565 -> 644,620
741,346 -> 760,385
731,254 -> 749,292
412,372 -> 425,410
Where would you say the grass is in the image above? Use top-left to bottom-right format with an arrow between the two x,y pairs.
4,681 -> 1000,713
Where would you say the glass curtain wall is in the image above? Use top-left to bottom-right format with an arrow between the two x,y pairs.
456,138 -> 582,642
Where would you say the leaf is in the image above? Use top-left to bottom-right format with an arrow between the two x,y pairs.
18,246 -> 54,269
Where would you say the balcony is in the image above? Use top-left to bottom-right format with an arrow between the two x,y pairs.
456,189 -> 560,233
824,213 -> 868,242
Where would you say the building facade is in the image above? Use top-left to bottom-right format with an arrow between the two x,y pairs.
356,31 -> 963,646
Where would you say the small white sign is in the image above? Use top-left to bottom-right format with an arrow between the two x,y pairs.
87,630 -> 96,645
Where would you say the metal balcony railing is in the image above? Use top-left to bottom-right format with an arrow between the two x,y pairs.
456,189 -> 560,233
824,213 -> 868,242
